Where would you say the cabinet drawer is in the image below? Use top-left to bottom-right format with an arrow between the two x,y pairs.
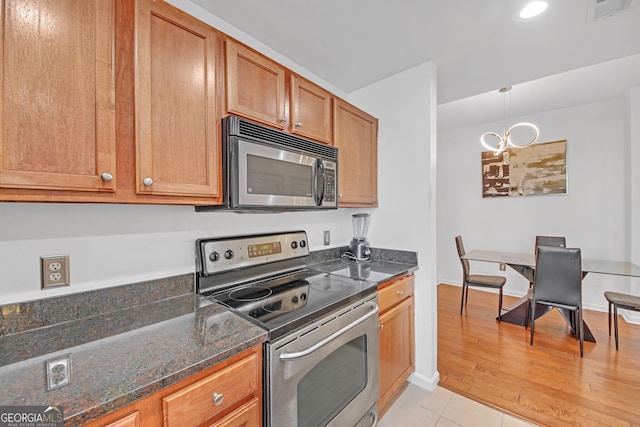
103,412 -> 139,427
163,352 -> 259,426
208,397 -> 261,427
378,275 -> 414,313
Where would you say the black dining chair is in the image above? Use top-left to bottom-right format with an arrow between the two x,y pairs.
529,246 -> 584,357
535,235 -> 567,252
455,235 -> 507,321
526,235 -> 567,289
604,291 -> 640,350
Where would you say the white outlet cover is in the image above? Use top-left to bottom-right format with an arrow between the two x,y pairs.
41,255 -> 70,288
45,354 -> 71,390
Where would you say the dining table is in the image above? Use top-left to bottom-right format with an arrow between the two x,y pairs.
461,249 -> 640,343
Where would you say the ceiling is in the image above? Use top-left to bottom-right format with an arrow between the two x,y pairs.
189,0 -> 640,127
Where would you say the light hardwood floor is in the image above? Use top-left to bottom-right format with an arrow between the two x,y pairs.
437,284 -> 640,426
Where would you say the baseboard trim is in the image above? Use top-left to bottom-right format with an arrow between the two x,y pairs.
438,282 -> 640,324
408,370 -> 440,391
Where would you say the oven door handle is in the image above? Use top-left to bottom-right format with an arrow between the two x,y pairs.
279,302 -> 379,361
367,408 -> 378,427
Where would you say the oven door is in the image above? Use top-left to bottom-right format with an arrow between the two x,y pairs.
266,295 -> 379,427
230,138 -> 336,209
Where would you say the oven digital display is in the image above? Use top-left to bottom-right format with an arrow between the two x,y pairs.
248,241 -> 282,258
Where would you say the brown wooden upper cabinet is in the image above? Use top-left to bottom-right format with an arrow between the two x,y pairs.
0,0 -> 116,193
225,40 -> 287,130
225,39 -> 333,144
0,1 -> 375,206
134,0 -> 219,197
289,75 -> 332,144
333,98 -> 378,207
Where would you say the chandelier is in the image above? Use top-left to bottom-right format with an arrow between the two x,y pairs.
480,86 -> 539,155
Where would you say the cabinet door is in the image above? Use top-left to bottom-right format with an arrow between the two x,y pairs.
378,296 -> 415,411
290,75 -> 332,144
0,0 -> 116,192
333,99 -> 378,207
135,0 -> 218,197
208,397 -> 260,427
225,40 -> 286,128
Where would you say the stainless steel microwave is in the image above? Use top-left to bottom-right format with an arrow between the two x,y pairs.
198,115 -> 338,211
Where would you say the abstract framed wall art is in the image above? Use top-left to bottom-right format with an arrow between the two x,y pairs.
481,140 -> 567,198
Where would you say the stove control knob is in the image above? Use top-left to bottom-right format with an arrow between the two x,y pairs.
291,241 -> 298,249
300,293 -> 307,301
224,249 -> 234,260
209,251 -> 220,262
299,240 -> 307,248
291,296 -> 299,304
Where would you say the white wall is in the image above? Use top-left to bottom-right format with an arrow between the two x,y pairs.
0,204 -> 358,304
437,93 -> 640,315
349,62 -> 439,390
628,86 -> 640,323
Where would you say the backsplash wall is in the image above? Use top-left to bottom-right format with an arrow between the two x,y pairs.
0,204 -> 357,304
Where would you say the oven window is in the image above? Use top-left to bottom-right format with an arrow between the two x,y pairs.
297,336 -> 368,427
247,154 -> 312,197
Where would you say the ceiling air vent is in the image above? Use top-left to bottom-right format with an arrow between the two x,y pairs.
588,0 -> 634,20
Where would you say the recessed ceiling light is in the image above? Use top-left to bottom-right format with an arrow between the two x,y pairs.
519,1 -> 548,19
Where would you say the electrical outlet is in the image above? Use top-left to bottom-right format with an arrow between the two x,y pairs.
41,255 -> 70,288
45,354 -> 71,390
323,230 -> 330,246
500,263 -> 506,271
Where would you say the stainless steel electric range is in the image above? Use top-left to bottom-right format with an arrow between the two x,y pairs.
196,231 -> 379,427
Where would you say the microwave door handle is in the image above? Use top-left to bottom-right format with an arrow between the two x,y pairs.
315,159 -> 325,206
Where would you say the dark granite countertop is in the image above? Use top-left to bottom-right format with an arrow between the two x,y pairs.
0,274 -> 267,426
307,246 -> 419,283
0,247 -> 416,426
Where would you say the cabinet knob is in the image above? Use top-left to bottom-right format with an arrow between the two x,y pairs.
143,177 -> 154,187
280,116 -> 288,123
397,290 -> 404,296
100,172 -> 113,182
339,194 -> 343,198
212,392 -> 224,406
295,121 -> 303,128
378,324 -> 384,330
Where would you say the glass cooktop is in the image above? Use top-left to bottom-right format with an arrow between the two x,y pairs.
205,269 -> 375,340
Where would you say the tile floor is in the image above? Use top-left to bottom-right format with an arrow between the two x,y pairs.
378,384 -> 537,427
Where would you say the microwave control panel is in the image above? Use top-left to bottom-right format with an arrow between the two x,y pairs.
322,161 -> 336,205
324,169 -> 336,203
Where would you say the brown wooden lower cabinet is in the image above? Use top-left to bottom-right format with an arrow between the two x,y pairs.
83,345 -> 262,427
377,274 -> 415,416
102,412 -> 140,427
208,397 -> 260,427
